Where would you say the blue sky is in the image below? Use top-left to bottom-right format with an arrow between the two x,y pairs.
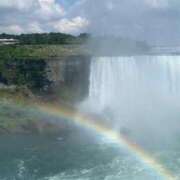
59,0 -> 76,8
0,0 -> 180,45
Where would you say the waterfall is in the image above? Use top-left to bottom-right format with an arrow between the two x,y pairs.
89,56 -> 180,108
84,56 -> 180,139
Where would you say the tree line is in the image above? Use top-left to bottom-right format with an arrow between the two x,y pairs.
0,33 -> 90,45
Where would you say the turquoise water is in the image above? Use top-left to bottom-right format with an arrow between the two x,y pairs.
1,55 -> 180,179
0,127 -> 180,180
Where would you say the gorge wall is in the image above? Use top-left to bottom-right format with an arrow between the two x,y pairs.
0,56 -> 91,103
47,56 -> 90,102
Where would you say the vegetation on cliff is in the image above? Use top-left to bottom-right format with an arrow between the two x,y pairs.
0,58 -> 51,92
0,32 -> 89,45
0,33 -> 90,60
0,45 -> 89,60
0,33 -> 150,60
0,55 -> 90,135
0,32 -> 150,135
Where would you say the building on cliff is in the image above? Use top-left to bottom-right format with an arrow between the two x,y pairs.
0,38 -> 19,45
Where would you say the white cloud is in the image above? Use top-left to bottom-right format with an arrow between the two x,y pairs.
106,1 -> 114,11
0,24 -> 24,34
36,0 -> 65,20
68,0 -> 180,45
0,0 -> 179,44
26,22 -> 43,33
0,0 -> 65,18
0,0 -> 67,34
52,16 -> 89,34
0,0 -> 88,34
0,0 -> 35,10
145,0 -> 169,8
0,22 -> 44,34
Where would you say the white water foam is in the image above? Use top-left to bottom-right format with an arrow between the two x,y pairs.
83,55 -> 180,144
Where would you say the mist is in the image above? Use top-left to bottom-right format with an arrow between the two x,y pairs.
1,1 -> 180,179
70,1 -> 180,149
71,0 -> 180,46
80,56 -> 180,149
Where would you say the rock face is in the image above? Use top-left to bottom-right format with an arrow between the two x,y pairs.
0,55 -> 91,103
47,55 -> 91,103
0,56 -> 91,135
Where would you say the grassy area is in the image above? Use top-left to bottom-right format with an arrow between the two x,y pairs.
0,44 -> 90,60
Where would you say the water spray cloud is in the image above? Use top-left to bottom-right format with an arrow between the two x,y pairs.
6,99 -> 175,180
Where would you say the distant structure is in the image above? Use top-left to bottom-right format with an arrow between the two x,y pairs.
0,38 -> 19,45
151,46 -> 180,54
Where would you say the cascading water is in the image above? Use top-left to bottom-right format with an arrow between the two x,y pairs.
89,56 -> 180,106
1,56 -> 180,180
85,56 -> 180,144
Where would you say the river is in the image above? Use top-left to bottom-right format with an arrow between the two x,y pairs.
1,55 -> 180,180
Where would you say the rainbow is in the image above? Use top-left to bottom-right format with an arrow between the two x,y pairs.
31,102 -> 176,180
3,99 -> 176,179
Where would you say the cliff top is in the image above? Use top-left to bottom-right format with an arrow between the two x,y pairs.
0,45 -> 90,60
0,33 -> 151,60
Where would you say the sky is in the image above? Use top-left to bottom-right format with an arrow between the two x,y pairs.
0,0 -> 180,45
